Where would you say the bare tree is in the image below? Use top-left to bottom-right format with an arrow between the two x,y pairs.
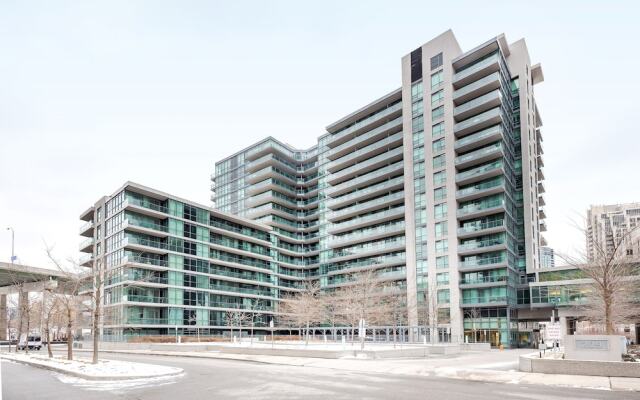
45,245 -> 90,361
465,307 -> 482,343
561,223 -> 640,334
225,310 -> 236,342
42,294 -> 63,358
341,270 -> 391,349
278,281 -> 323,346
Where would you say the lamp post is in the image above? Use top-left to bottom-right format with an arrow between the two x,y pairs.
6,227 -> 14,264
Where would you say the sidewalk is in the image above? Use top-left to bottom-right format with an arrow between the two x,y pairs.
75,347 -> 640,391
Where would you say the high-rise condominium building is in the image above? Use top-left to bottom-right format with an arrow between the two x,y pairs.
539,246 -> 555,268
587,203 -> 640,261
212,30 -> 546,346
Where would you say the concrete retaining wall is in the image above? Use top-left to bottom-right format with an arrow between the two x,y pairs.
95,341 -> 470,359
519,353 -> 640,378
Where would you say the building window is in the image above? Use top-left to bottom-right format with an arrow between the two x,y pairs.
434,187 -> 447,201
431,71 -> 444,89
412,115 -> 424,133
432,154 -> 446,169
184,274 -> 197,288
431,105 -> 444,120
184,223 -> 197,239
435,222 -> 448,237
432,138 -> 445,153
432,122 -> 445,138
436,255 -> 449,269
431,90 -> 444,106
437,272 -> 449,286
412,99 -> 424,117
437,289 -> 450,304
435,239 -> 448,253
183,204 -> 197,221
434,203 -> 448,219
411,82 -> 423,101
431,52 -> 443,70
433,171 -> 446,186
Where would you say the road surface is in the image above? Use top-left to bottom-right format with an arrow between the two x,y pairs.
1,350 -> 636,400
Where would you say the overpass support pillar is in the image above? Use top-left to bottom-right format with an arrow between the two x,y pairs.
0,294 -> 6,340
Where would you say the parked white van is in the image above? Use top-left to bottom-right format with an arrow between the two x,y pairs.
18,334 -> 42,350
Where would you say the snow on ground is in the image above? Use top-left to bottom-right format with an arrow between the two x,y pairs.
0,352 -> 183,379
55,371 -> 184,392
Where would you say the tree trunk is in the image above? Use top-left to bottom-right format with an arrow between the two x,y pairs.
25,316 -> 30,354
67,316 -> 73,361
605,295 -> 614,335
93,283 -> 101,364
46,325 -> 53,358
305,322 -> 309,346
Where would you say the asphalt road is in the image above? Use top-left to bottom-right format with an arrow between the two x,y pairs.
2,350 -> 637,400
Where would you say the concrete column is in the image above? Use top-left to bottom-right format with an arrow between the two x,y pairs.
559,316 -> 567,344
0,294 -> 7,340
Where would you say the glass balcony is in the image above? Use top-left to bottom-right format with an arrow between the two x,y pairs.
326,255 -> 406,274
455,143 -> 503,168
460,275 -> 508,285
126,198 -> 168,214
79,238 -> 94,253
453,107 -> 503,138
456,177 -> 505,201
79,221 -> 94,236
455,160 -> 504,185
327,132 -> 403,172
328,116 -> 403,159
327,102 -> 403,147
124,295 -> 168,304
457,196 -> 505,218
209,268 -> 272,283
126,218 -> 168,233
453,71 -> 501,104
329,206 -> 405,234
458,219 -> 505,236
210,284 -> 274,297
126,318 -> 168,325
327,191 -> 405,222
458,237 -> 506,253
462,296 -> 507,305
327,176 -> 404,210
453,53 -> 500,87
328,147 -> 404,185
332,239 -> 406,260
125,254 -> 168,267
326,161 -> 404,197
454,125 -> 503,152
453,90 -> 502,121
329,222 -> 405,246
459,255 -> 507,270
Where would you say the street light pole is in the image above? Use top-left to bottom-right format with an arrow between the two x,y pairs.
6,227 -> 14,264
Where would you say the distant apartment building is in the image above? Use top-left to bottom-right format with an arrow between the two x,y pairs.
539,246 -> 555,268
587,203 -> 640,261
211,30 -> 546,347
80,182 -> 305,339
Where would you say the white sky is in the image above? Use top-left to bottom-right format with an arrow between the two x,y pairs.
1,1 -> 639,267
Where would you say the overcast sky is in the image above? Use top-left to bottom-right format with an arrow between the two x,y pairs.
1,1 -> 639,268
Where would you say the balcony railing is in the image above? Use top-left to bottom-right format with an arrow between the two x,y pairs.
328,102 -> 403,147
458,219 -> 505,235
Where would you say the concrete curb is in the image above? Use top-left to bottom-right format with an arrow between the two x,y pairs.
0,354 -> 184,381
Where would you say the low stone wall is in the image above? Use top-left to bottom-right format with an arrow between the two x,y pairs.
460,343 -> 491,352
519,353 -> 640,378
95,341 -> 471,359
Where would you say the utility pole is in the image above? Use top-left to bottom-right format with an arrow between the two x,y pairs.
5,227 -> 14,264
